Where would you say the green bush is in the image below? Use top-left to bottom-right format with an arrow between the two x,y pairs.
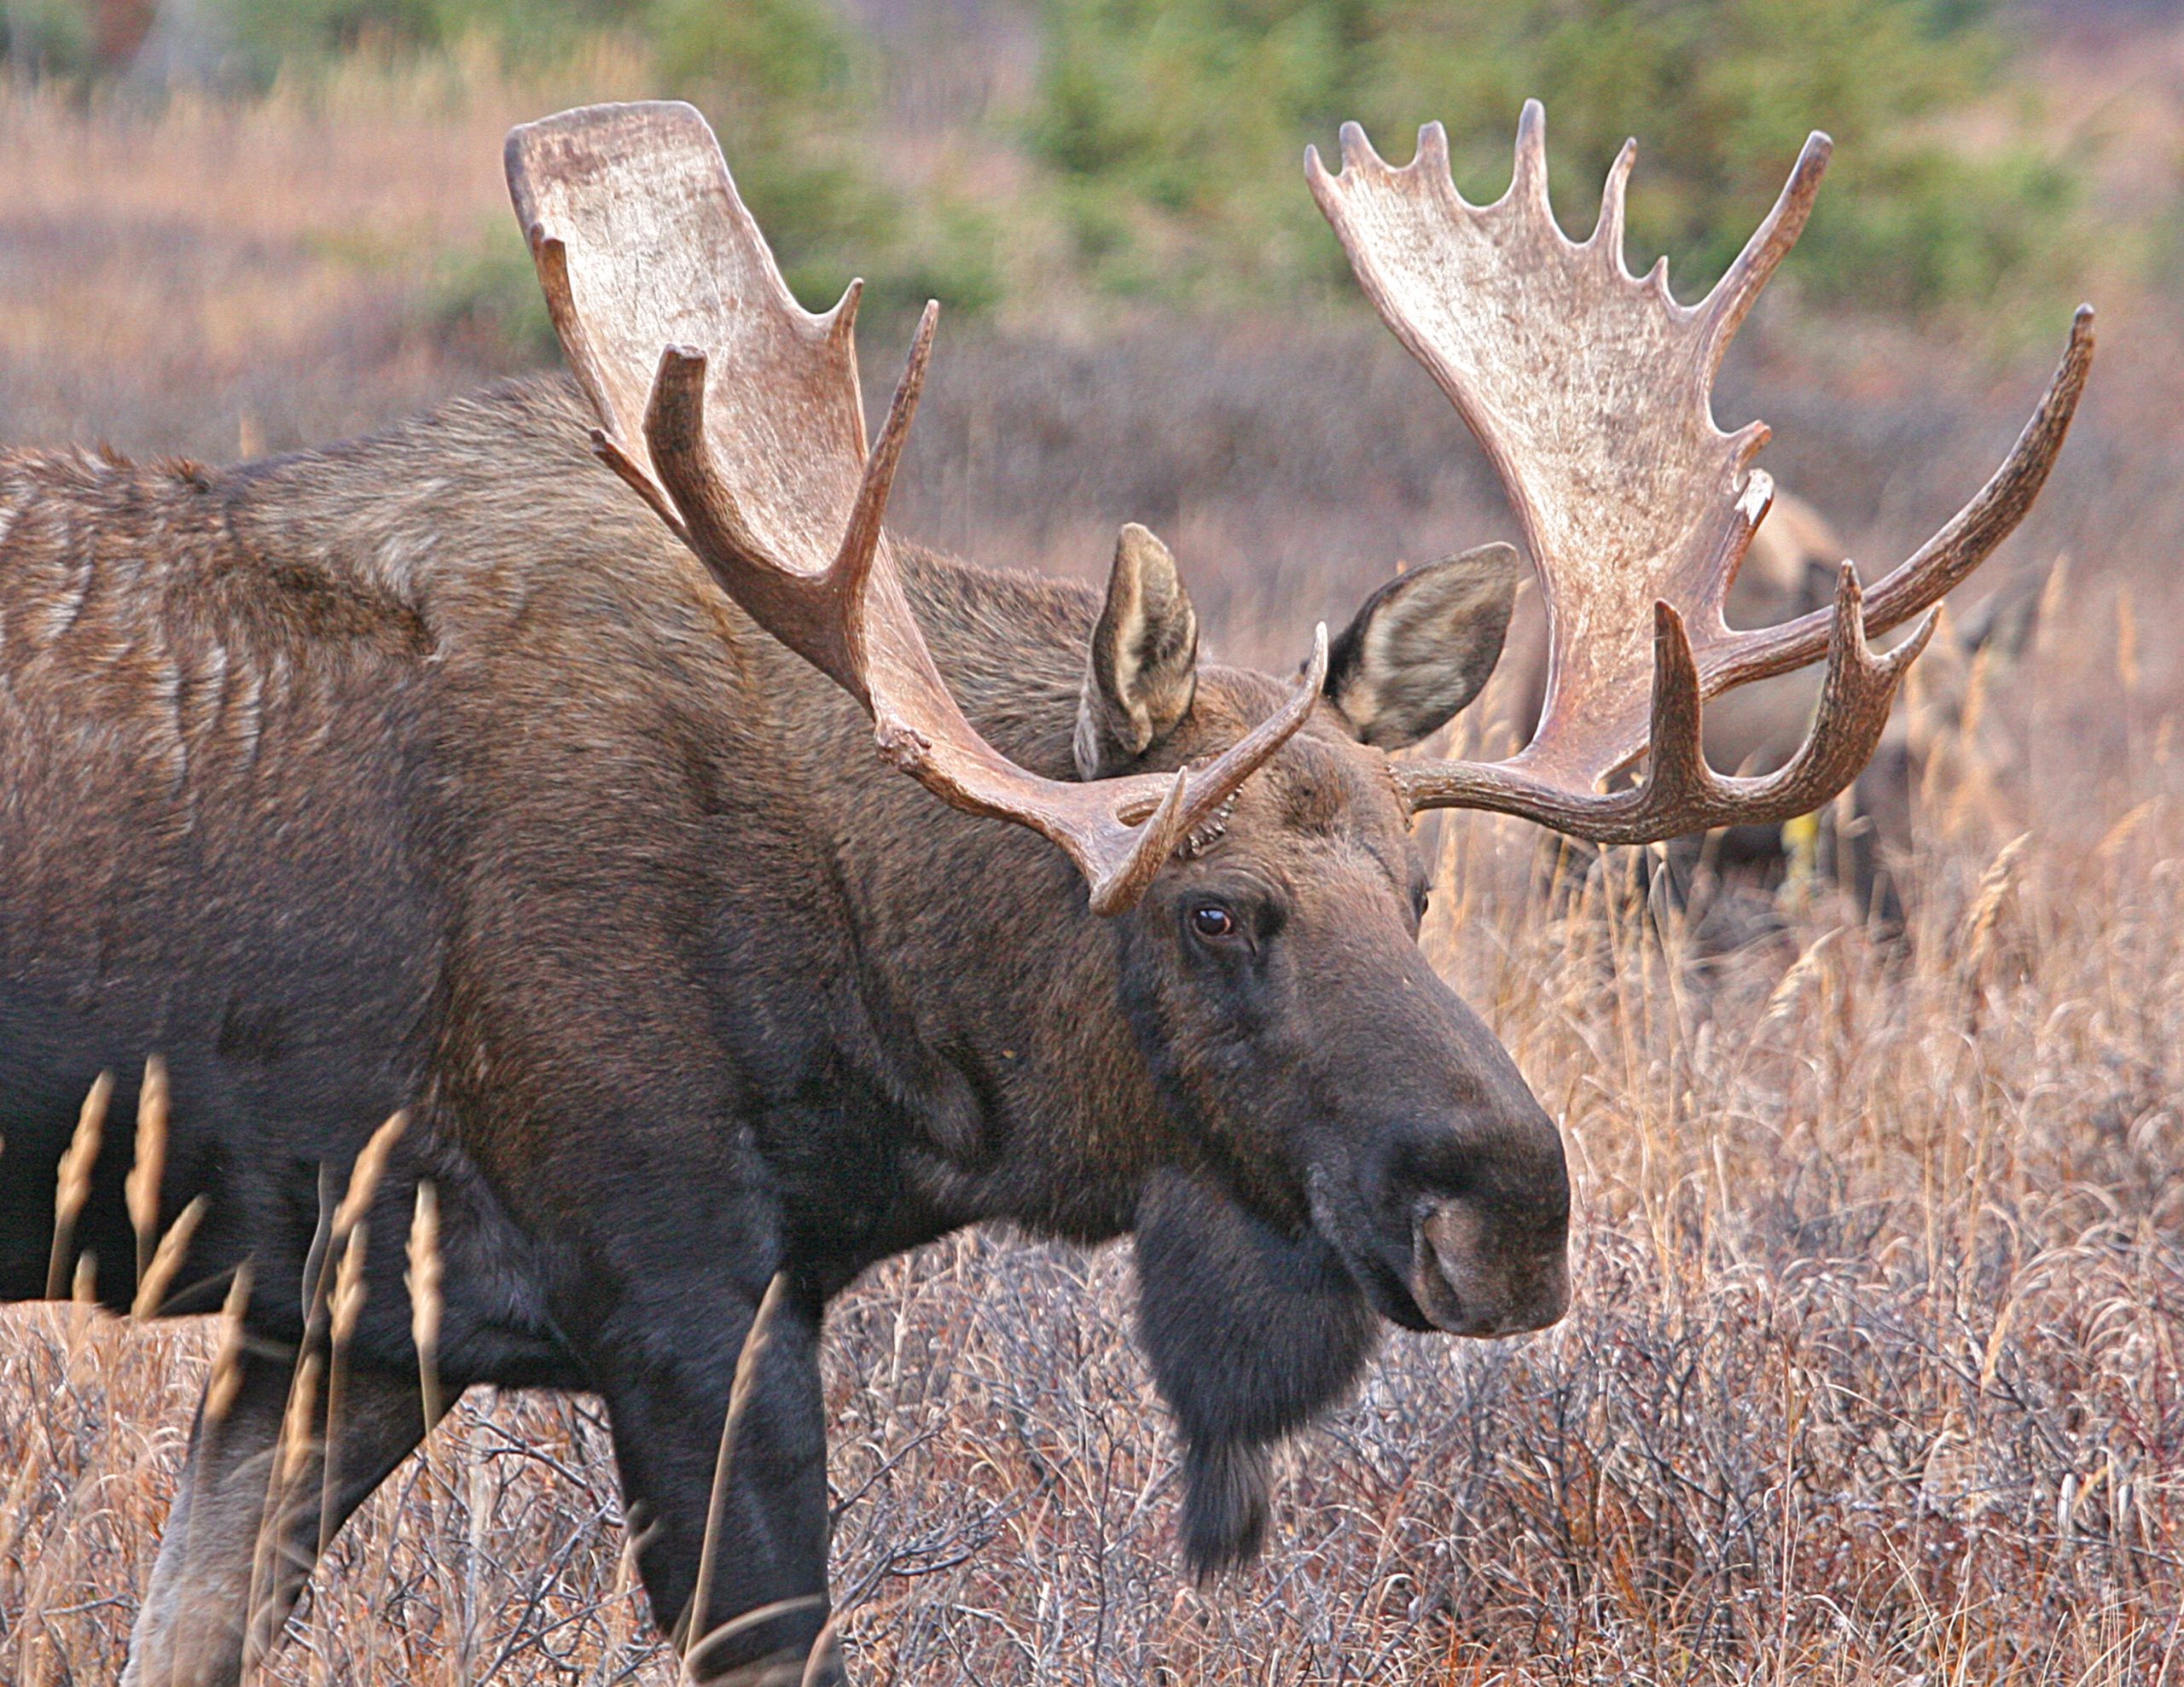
1,0 -> 2084,331
1030,0 -> 2078,321
221,0 -> 997,332
430,218 -> 561,363
0,0 -> 96,73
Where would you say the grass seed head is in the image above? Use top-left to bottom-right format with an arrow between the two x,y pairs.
125,1054 -> 170,1284
206,1263 -> 256,1423
130,1194 -> 207,1321
46,1071 -> 113,1297
331,1223 -> 370,1349
333,1110 -> 410,1237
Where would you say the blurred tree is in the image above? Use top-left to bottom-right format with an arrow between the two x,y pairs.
1030,0 -> 2077,320
211,0 -> 1002,326
1,0 -> 97,70
0,0 -> 2077,329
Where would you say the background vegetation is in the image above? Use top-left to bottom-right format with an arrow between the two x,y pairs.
2,1 -> 2181,1683
1031,0 -> 2079,314
0,0 -> 2117,336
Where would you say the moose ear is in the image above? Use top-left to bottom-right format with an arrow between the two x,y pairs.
1075,524 -> 1201,780
1325,542 -> 1524,748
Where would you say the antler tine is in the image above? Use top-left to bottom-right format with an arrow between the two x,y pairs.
1705,304 -> 2095,694
642,299 -> 942,705
1414,120 -> 1452,180
819,278 -> 866,450
839,303 -> 937,607
1334,119 -> 1387,177
1395,564 -> 1931,841
1646,564 -> 1936,835
1591,137 -> 1637,271
1088,623 -> 1332,912
1316,102 -> 2090,846
528,229 -> 688,540
637,342 -> 831,661
1509,99 -> 1552,220
1696,131 -> 1833,375
510,101 -> 1325,916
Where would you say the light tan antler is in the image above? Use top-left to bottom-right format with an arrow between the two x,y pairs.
506,103 -> 1324,914
1309,102 -> 2093,842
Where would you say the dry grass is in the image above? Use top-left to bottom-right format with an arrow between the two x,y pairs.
4,52 -> 2184,1687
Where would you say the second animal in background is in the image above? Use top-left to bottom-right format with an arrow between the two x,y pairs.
1498,490 -> 2053,941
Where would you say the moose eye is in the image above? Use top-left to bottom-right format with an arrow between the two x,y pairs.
1188,903 -> 1238,942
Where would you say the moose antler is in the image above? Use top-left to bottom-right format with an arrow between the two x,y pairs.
1308,102 -> 2093,841
507,102 -> 1325,914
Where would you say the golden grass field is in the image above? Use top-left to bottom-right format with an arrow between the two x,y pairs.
3,42 -> 2183,1686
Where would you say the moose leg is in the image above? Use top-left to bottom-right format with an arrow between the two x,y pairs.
599,1283 -> 834,1687
124,1347 -> 444,1687
1134,1170 -> 1380,1575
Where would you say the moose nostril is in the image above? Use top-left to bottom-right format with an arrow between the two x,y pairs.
1408,1197 -> 1569,1338
1407,1201 -> 1488,1334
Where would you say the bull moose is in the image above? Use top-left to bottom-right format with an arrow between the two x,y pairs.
0,100 -> 2088,1684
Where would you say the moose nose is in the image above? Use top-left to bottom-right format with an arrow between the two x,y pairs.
1408,1200 -> 1570,1336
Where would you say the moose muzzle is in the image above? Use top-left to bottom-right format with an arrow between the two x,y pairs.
1408,1197 -> 1569,1337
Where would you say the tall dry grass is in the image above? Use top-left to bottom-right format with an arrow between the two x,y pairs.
3,50 -> 2182,1687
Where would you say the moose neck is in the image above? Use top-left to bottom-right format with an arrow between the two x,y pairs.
792,542 -> 1187,1247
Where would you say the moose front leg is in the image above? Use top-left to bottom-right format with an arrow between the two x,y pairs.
1134,1170 -> 1381,1575
598,1277 -> 836,1687
124,1344 -> 445,1687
